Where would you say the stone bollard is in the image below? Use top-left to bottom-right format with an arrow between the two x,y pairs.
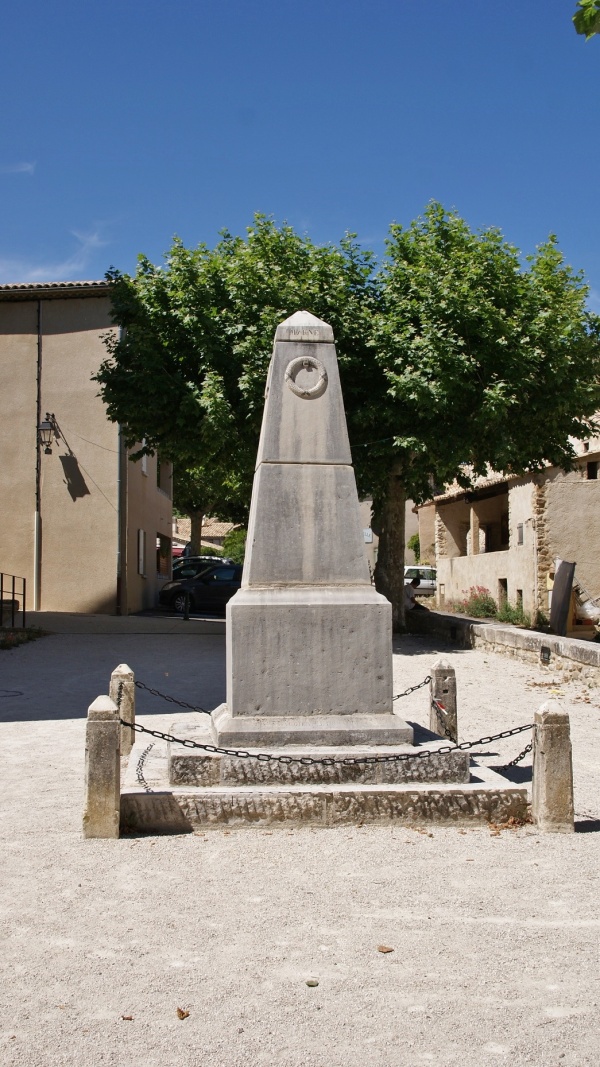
532,701 -> 574,833
82,695 -> 121,839
109,663 -> 135,757
429,659 -> 458,742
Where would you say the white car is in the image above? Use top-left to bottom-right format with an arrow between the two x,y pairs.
404,565 -> 437,596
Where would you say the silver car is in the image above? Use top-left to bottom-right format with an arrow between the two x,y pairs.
404,565 -> 437,596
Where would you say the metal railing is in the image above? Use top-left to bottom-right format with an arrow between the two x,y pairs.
0,572 -> 26,629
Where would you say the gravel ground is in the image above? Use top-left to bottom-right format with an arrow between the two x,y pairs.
1,626 -> 599,1067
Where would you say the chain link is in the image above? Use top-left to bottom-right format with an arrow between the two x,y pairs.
500,741 -> 533,769
128,674 -> 532,768
134,679 -> 211,715
134,675 -> 433,716
120,716 -> 533,767
393,675 -> 431,700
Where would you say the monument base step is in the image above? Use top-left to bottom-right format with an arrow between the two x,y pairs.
120,726 -> 528,834
210,703 -> 414,746
169,736 -> 470,788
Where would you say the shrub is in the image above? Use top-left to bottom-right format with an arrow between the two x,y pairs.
496,602 -> 532,628
0,626 -> 47,651
452,586 -> 498,618
223,528 -> 247,564
407,533 -> 420,562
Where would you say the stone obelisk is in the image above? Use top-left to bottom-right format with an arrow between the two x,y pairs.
211,311 -> 412,746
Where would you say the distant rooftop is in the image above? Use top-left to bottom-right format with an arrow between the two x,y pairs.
0,280 -> 111,300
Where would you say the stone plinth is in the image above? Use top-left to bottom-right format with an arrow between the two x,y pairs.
169,737 -> 470,787
532,701 -> 574,833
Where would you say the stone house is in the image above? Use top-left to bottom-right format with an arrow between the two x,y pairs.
0,280 -> 172,614
418,435 -> 600,619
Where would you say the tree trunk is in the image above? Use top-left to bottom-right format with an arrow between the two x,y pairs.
374,469 -> 406,632
189,509 -> 203,555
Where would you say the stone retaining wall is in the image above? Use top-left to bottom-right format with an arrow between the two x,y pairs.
406,610 -> 600,687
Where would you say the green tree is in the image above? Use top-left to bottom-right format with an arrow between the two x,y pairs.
371,203 -> 600,624
223,528 -> 247,564
97,210 -> 600,630
406,533 -> 420,562
573,0 -> 600,38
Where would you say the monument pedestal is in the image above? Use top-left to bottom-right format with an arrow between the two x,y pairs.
211,704 -> 413,747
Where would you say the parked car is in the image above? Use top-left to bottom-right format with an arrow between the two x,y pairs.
404,565 -> 437,596
172,555 -> 229,580
159,563 -> 243,614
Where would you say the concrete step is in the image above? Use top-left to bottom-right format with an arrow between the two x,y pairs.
169,741 -> 471,787
120,731 -> 528,834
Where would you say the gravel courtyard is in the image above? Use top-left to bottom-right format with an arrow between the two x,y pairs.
1,616 -> 598,1067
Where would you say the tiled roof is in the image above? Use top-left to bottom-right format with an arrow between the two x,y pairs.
0,280 -> 111,300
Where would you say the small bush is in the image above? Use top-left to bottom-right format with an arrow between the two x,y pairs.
496,602 -> 532,628
0,626 -> 47,651
407,533 -> 420,562
451,586 -> 498,618
223,528 -> 247,564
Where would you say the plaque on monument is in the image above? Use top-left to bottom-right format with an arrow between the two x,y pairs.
211,311 -> 413,746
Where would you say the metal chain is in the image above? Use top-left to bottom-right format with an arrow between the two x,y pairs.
134,679 -> 211,715
500,740 -> 533,769
135,675 -> 432,715
119,716 -> 533,767
393,675 -> 431,700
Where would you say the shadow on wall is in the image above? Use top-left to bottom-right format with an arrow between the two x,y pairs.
59,454 -> 91,501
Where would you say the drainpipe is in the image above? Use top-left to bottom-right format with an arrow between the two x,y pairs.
116,424 -> 128,615
115,328 -> 128,615
33,299 -> 43,611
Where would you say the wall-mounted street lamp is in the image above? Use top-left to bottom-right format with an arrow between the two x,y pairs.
38,413 -> 57,454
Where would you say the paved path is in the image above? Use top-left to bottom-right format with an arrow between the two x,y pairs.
1,615 -> 599,1066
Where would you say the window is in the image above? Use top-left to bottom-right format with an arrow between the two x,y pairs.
517,523 -> 524,545
586,461 -> 598,480
516,589 -> 523,608
141,439 -> 148,476
156,455 -> 172,495
156,534 -> 170,577
498,578 -> 508,604
211,567 -> 236,582
137,529 -> 146,576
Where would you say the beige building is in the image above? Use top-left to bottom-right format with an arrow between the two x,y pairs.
0,280 -> 172,614
419,437 -> 600,619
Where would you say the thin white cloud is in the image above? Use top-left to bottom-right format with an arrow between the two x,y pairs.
0,229 -> 110,284
0,161 -> 36,175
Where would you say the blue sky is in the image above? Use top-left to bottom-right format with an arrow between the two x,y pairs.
1,1 -> 599,308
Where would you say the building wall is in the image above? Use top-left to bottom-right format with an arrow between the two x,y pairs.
126,452 -> 173,612
37,297 -> 120,612
0,287 -> 172,614
544,465 -> 600,600
0,301 -> 38,591
418,502 -> 436,564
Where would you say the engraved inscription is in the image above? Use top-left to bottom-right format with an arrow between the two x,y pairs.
284,356 -> 328,400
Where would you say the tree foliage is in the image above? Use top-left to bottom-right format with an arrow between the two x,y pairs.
96,209 -> 600,628
573,0 -> 600,38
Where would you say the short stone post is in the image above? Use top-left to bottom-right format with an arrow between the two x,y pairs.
429,658 -> 457,742
532,701 -> 574,833
109,663 -> 135,757
82,695 -> 121,839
